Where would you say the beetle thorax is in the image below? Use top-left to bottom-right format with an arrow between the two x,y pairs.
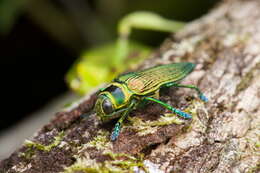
103,82 -> 132,109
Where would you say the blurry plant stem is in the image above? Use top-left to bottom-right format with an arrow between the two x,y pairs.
0,0 -> 30,35
113,11 -> 186,67
25,0 -> 83,53
59,0 -> 111,46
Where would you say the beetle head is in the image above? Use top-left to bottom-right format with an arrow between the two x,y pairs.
95,93 -> 118,122
95,83 -> 130,122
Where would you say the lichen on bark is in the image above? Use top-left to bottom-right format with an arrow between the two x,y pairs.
1,0 -> 260,172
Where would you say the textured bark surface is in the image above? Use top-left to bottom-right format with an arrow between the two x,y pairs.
1,0 -> 260,172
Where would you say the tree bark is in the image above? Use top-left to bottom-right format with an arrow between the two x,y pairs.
1,0 -> 260,172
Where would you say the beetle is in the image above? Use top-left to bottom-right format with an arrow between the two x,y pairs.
94,62 -> 208,141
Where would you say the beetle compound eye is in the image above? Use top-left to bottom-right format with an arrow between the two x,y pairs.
102,99 -> 113,114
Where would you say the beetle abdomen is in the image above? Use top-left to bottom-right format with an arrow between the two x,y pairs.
126,62 -> 195,95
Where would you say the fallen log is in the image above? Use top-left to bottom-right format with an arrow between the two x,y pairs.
1,0 -> 259,172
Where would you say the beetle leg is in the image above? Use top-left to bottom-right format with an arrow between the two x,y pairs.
110,100 -> 137,141
139,90 -> 160,108
144,97 -> 192,119
165,83 -> 208,102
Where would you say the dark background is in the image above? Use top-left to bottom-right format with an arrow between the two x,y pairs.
0,0 -> 219,131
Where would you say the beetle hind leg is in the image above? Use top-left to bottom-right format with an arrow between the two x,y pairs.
165,83 -> 208,102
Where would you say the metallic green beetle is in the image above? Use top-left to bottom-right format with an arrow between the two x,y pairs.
94,62 -> 208,141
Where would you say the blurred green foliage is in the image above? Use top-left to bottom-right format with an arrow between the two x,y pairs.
0,0 -> 218,47
66,40 -> 151,94
0,0 -> 218,95
66,12 -> 185,94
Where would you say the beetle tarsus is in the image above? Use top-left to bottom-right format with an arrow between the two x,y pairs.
199,93 -> 208,102
111,122 -> 121,141
173,109 -> 192,119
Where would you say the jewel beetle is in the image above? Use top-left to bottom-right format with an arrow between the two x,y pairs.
94,62 -> 208,141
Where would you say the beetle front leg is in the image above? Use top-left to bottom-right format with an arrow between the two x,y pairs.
165,83 -> 208,102
110,100 -> 137,141
144,97 -> 192,119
